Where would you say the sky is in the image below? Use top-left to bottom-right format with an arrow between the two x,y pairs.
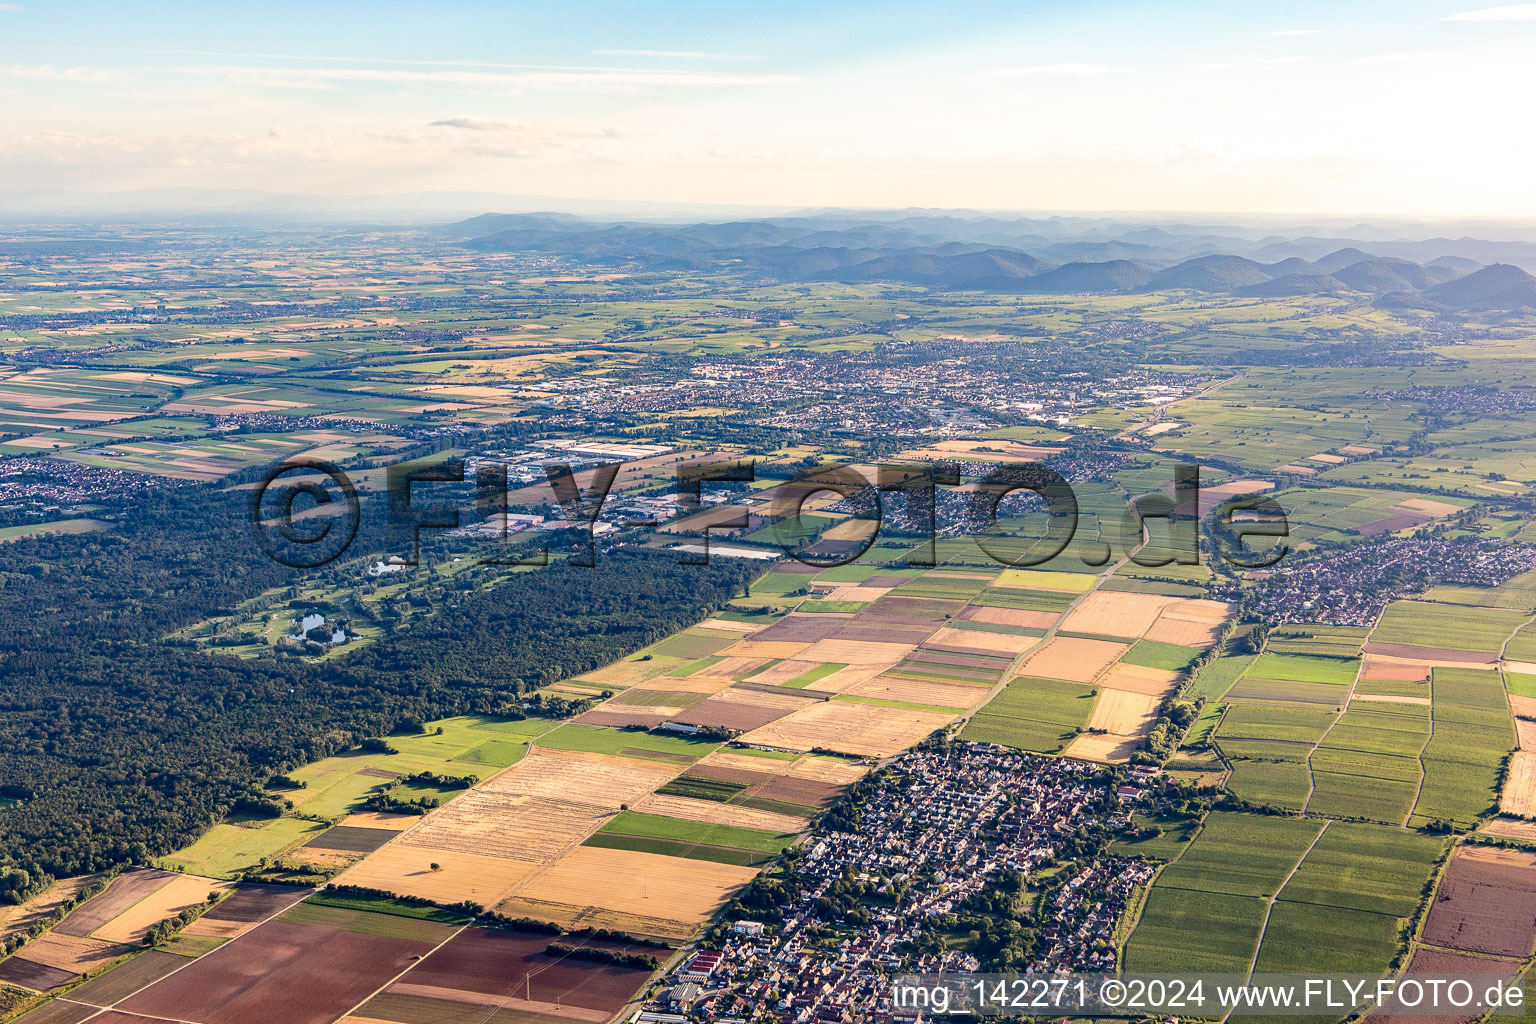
3,0 -> 1536,217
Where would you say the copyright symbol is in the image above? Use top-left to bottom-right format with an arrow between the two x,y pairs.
249,458 -> 360,568
1100,980 -> 1127,1008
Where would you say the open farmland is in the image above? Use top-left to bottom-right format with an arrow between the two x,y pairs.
1368,601 -> 1528,657
500,845 -> 760,941
1420,846 -> 1536,958
354,923 -> 657,1023
113,902 -> 460,1024
1129,814 -> 1443,978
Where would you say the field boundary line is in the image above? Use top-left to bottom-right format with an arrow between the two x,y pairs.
957,551 -> 1132,730
58,1003 -> 201,1024
55,883 -> 315,1014
330,919 -> 468,1024
1301,648 -> 1366,814
1227,818 -> 1330,1024
1406,667 -> 1438,826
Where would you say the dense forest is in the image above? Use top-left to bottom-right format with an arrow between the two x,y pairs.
0,480 -> 757,899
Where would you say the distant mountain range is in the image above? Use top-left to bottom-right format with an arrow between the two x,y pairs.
444,212 -> 1536,312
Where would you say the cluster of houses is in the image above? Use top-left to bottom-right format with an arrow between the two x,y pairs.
633,743 -> 1155,1024
1221,536 -> 1536,625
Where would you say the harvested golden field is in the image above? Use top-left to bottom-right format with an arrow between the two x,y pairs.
575,658 -> 675,688
1502,752 -> 1536,817
483,748 -> 678,807
719,640 -> 814,660
0,875 -> 100,945
338,845 -> 539,906
1482,817 -> 1536,841
508,847 -> 758,933
1085,688 -> 1159,735
638,674 -> 737,695
637,793 -> 809,833
13,932 -> 127,972
846,675 -> 989,709
341,811 -> 418,831
993,568 -> 1097,592
820,585 -> 892,602
1511,695 -> 1536,720
698,749 -> 793,774
742,700 -> 955,757
1145,599 -> 1235,647
689,655 -> 778,679
1061,592 -> 1176,638
1097,663 -> 1181,696
1519,718 -> 1536,752
1062,731 -> 1144,763
179,916 -> 250,939
1402,497 -> 1465,516
1016,637 -> 1129,683
402,792 -> 608,862
963,606 -> 1059,629
789,756 -> 869,785
92,873 -> 233,944
926,625 -> 1035,655
697,617 -> 762,633
799,638 -> 915,665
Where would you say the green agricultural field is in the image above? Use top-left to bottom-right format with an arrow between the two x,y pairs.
1371,601 -> 1528,654
1252,900 -> 1402,974
1122,639 -> 1203,673
1307,703 -> 1430,823
1274,821 -> 1445,917
598,810 -> 797,854
1220,740 -> 1314,810
1155,812 -> 1323,898
1225,675 -> 1351,704
1182,654 -> 1256,702
582,832 -> 774,867
649,631 -> 739,660
1124,887 -> 1269,973
969,587 -> 1077,613
1508,625 -> 1536,662
784,663 -> 847,688
960,676 -> 1098,753
0,518 -> 109,542
1217,703 -> 1338,744
1507,672 -> 1536,699
534,723 -> 720,762
1181,701 -> 1225,747
1249,653 -> 1360,686
158,816 -> 330,876
1265,624 -> 1371,658
1412,667 -> 1515,826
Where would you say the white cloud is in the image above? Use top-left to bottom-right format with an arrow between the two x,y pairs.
984,63 -> 1132,77
1267,29 -> 1319,37
430,116 -> 516,131
0,3 -> 23,11
1444,4 -> 1536,21
1350,51 -> 1462,64
8,65 -> 113,82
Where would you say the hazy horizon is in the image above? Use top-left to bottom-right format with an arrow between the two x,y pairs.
5,0 -> 1536,217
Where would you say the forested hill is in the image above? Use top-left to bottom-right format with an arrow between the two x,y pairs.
0,482 -> 757,896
